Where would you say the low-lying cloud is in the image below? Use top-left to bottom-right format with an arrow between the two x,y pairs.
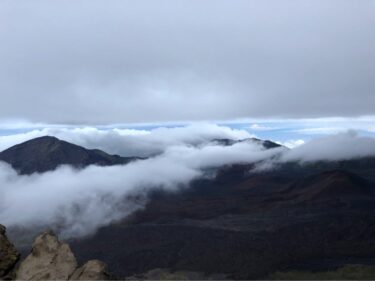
1,126 -> 375,241
0,124 -> 252,157
0,138 -> 282,239
281,131 -> 375,162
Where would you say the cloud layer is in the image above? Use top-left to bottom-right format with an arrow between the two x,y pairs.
0,0 -> 374,124
1,125 -> 375,240
0,124 -> 253,156
281,131 -> 375,162
0,139 -> 282,238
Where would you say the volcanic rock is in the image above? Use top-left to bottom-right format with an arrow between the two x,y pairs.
0,225 -> 19,280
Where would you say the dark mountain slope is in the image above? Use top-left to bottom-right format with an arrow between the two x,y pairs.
69,163 -> 375,279
281,170 -> 373,202
0,136 -> 138,174
212,138 -> 283,149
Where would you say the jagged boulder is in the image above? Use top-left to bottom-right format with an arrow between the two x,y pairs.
70,260 -> 110,280
15,231 -> 110,280
0,225 -> 20,280
16,231 -> 77,280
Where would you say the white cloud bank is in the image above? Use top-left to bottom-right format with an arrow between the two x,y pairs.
277,139 -> 305,149
0,124 -> 252,157
281,131 -> 375,162
0,138 -> 283,238
1,126 -> 375,240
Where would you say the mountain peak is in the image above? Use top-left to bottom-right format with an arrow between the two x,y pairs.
211,138 -> 283,149
18,135 -> 65,150
0,136 -> 137,175
31,135 -> 60,143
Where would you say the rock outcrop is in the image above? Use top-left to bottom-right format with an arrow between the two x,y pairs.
70,260 -> 109,280
16,231 -> 109,280
16,231 -> 77,280
0,225 -> 20,280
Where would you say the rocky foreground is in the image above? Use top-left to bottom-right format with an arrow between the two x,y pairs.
0,225 -> 19,280
0,225 -> 110,280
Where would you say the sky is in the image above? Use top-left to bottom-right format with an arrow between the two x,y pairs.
0,0 -> 374,131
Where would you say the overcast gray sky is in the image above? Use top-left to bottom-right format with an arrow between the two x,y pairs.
0,0 -> 374,124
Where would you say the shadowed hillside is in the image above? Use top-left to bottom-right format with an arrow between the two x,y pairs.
69,159 -> 375,279
0,136 -> 139,174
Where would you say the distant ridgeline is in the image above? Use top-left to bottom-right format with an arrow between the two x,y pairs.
0,136 -> 140,174
0,136 -> 282,175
